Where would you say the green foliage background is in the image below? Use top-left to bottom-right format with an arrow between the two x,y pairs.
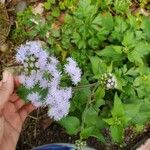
12,0 -> 150,146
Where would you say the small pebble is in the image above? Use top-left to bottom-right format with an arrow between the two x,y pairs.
0,43 -> 9,52
15,1 -> 27,13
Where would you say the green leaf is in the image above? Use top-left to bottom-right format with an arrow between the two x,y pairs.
110,125 -> 124,143
51,7 -> 60,17
111,16 -> 128,41
127,42 -> 150,65
90,128 -> 105,142
96,46 -> 123,61
124,104 -> 140,118
114,0 -> 130,14
141,16 -> 150,40
80,126 -> 94,139
134,42 -> 150,55
126,67 -> 138,76
120,116 -> 131,125
122,30 -> 135,47
59,116 -> 80,135
95,86 -> 105,99
84,106 -> 99,126
128,50 -> 143,66
44,0 -> 55,10
94,98 -> 105,111
101,12 -> 114,31
17,86 -> 30,102
89,56 -> 107,76
92,14 -> 102,26
111,94 -> 124,117
132,112 -> 150,125
70,76 -> 91,112
103,118 -> 114,125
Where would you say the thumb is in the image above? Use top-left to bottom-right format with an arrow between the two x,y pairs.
0,71 -> 14,110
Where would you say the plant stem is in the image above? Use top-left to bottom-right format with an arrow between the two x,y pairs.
73,82 -> 97,90
79,82 -> 100,140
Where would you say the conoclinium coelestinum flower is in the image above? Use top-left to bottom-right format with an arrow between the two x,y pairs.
16,41 -> 82,121
64,57 -> 82,85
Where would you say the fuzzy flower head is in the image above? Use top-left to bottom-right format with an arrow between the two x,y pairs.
48,101 -> 70,121
16,41 -> 48,75
45,86 -> 72,121
27,92 -> 42,107
64,57 -> 82,85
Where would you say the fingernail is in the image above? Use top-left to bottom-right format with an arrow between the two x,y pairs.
2,71 -> 10,83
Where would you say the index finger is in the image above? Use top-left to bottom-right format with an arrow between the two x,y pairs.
14,76 -> 20,89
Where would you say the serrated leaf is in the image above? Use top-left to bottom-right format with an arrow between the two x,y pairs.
70,76 -> 91,112
59,116 -> 80,135
95,87 -> 105,99
92,14 -> 102,26
84,106 -> 99,126
112,94 -> 124,117
103,118 -> 114,125
90,128 -> 105,142
80,126 -> 94,138
122,30 -> 135,47
96,46 -> 123,61
124,104 -> 140,118
110,125 -> 123,143
51,7 -> 60,17
89,56 -> 107,76
101,12 -> 114,31
141,16 -> 150,40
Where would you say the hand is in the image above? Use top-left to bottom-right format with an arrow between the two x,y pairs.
0,71 -> 36,150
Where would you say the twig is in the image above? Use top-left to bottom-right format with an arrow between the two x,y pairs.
28,115 -> 37,120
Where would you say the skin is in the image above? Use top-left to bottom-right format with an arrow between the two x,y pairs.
0,71 -> 35,150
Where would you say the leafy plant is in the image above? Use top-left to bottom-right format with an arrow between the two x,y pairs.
12,0 -> 150,148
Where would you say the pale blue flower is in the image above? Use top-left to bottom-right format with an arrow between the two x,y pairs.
45,86 -> 72,121
27,92 -> 42,107
39,78 -> 49,89
64,57 -> 82,85
48,101 -> 70,121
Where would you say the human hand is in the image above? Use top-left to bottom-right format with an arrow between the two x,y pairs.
0,71 -> 36,150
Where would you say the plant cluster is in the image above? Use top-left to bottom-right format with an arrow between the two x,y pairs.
12,0 -> 150,148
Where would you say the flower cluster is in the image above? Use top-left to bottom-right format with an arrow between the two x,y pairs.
16,41 -> 82,121
75,140 -> 87,150
100,73 -> 117,90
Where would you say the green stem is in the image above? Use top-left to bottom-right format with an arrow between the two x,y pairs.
73,82 -> 97,90
79,82 -> 100,140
